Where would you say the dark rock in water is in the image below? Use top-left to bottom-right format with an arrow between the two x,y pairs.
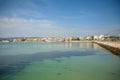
63,67 -> 72,71
68,69 -> 72,71
56,72 -> 62,75
54,59 -> 61,63
111,72 -> 117,75
64,67 -> 68,69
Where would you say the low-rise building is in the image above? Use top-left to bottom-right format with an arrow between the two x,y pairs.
64,37 -> 72,42
94,35 -> 99,40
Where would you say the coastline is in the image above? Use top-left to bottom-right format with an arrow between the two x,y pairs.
0,40 -> 120,56
94,41 -> 120,56
66,41 -> 94,42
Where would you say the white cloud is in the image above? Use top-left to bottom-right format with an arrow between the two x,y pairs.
0,17 -> 119,37
0,17 -> 54,28
11,9 -> 45,19
0,17 -> 57,37
61,16 -> 81,19
61,10 -> 98,19
0,17 -> 85,37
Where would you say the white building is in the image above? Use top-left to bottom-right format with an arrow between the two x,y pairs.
99,35 -> 105,40
86,36 -> 92,40
79,37 -> 84,40
94,35 -> 99,40
65,37 -> 72,42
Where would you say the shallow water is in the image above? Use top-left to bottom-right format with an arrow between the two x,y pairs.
0,42 -> 120,80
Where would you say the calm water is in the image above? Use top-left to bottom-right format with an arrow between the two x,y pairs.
0,42 -> 120,80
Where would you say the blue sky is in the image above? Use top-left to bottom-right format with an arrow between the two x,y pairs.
0,0 -> 120,37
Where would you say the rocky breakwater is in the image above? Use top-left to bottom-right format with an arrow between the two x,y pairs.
95,41 -> 120,56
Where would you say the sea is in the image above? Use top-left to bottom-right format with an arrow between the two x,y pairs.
0,42 -> 120,80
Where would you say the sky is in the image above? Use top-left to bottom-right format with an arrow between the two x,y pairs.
0,0 -> 120,37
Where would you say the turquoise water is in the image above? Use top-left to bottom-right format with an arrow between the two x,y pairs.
0,42 -> 120,80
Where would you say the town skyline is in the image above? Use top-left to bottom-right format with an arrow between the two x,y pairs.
0,0 -> 120,37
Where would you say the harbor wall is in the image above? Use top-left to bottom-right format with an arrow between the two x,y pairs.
95,41 -> 120,56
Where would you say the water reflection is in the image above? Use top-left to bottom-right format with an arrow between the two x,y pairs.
0,42 -> 103,79
64,42 -> 72,48
63,42 -> 101,49
0,42 -> 120,80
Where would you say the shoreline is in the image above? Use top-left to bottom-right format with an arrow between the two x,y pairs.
0,41 -> 94,43
94,41 -> 120,56
1,40 -> 120,56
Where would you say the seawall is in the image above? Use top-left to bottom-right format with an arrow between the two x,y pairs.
94,41 -> 120,56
